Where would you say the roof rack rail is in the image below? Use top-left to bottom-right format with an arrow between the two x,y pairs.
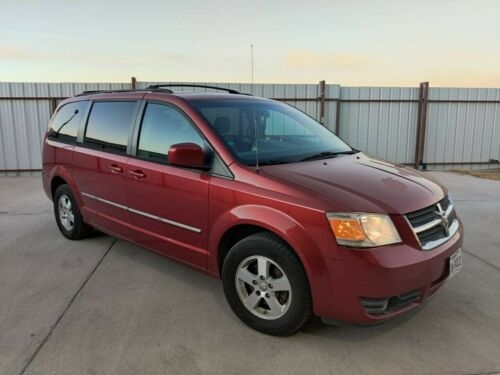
74,85 -> 246,98
75,89 -> 138,96
146,84 -> 240,94
75,87 -> 174,97
75,90 -> 110,96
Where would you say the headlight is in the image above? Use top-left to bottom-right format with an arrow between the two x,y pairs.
326,212 -> 401,248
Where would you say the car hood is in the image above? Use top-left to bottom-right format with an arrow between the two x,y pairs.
260,153 -> 446,214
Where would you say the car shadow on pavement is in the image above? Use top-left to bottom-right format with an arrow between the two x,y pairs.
300,303 -> 429,341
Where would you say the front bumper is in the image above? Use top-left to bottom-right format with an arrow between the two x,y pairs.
312,222 -> 463,324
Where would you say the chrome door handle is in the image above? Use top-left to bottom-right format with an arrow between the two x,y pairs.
128,170 -> 146,179
108,164 -> 123,174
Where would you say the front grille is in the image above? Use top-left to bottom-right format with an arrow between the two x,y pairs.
418,224 -> 447,243
405,196 -> 459,250
406,196 -> 450,227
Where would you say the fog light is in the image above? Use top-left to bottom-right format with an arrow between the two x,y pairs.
361,298 -> 389,314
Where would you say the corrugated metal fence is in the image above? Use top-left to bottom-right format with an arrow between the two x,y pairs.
0,82 -> 130,174
1,81 -> 499,174
338,86 -> 420,165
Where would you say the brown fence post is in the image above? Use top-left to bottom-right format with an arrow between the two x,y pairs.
414,82 -> 429,169
335,97 -> 341,136
131,76 -> 137,89
319,80 -> 326,125
50,98 -> 58,115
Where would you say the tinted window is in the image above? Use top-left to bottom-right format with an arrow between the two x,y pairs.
84,101 -> 137,152
137,103 -> 204,164
192,99 -> 352,166
266,111 -> 313,136
48,101 -> 87,142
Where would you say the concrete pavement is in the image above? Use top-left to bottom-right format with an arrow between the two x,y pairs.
0,173 -> 499,375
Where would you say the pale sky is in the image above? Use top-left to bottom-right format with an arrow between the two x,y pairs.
1,0 -> 499,87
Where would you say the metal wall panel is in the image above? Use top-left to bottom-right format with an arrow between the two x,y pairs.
425,88 -> 500,167
338,87 -> 419,164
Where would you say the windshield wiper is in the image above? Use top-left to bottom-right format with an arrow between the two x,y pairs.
300,150 -> 358,162
258,159 -> 293,166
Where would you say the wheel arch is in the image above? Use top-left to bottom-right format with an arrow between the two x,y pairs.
217,224 -> 269,275
209,205 -> 325,284
51,175 -> 68,198
47,166 -> 83,207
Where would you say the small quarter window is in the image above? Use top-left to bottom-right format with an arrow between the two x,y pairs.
84,101 -> 137,153
137,103 -> 204,164
48,101 -> 87,142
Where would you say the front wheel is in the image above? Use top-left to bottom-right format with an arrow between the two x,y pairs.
222,232 -> 312,335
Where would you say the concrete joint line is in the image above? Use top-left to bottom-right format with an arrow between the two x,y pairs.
18,239 -> 117,375
462,249 -> 500,273
453,199 -> 500,202
0,212 -> 50,215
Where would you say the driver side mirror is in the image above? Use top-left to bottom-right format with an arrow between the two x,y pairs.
168,143 -> 211,170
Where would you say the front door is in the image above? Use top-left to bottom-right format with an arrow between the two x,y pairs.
125,102 -> 210,270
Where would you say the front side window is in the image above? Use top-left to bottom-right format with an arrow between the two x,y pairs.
137,103 -> 204,164
191,99 -> 353,166
84,101 -> 137,153
48,101 -> 88,142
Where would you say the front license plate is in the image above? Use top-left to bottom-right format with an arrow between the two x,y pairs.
449,248 -> 463,279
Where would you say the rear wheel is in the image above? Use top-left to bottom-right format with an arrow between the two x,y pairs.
53,184 -> 91,240
222,232 -> 312,335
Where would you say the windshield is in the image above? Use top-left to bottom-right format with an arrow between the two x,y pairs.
191,99 -> 354,166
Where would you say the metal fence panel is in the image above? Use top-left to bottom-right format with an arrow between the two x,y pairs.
0,82 -> 131,173
425,88 -> 500,167
0,99 -> 52,171
138,82 -> 325,124
338,87 -> 419,164
0,82 -> 130,98
1,81 -> 499,172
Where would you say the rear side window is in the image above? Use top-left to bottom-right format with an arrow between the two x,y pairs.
84,101 -> 137,153
137,103 -> 204,164
48,101 -> 87,142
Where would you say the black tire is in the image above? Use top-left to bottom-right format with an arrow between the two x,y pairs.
222,232 -> 312,336
53,184 -> 91,240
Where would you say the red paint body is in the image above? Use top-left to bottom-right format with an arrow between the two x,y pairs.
42,91 -> 463,324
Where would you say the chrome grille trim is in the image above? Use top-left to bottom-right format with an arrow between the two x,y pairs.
405,196 -> 459,250
413,202 -> 454,234
421,220 -> 459,250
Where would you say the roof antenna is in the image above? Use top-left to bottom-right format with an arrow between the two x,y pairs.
251,44 -> 260,173
251,44 -> 254,86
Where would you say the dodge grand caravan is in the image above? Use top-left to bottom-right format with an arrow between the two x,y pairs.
42,84 -> 463,335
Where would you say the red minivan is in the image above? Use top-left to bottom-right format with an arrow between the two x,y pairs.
42,84 -> 463,335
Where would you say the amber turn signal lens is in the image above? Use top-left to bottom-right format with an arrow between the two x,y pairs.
327,212 -> 401,248
329,217 -> 366,242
